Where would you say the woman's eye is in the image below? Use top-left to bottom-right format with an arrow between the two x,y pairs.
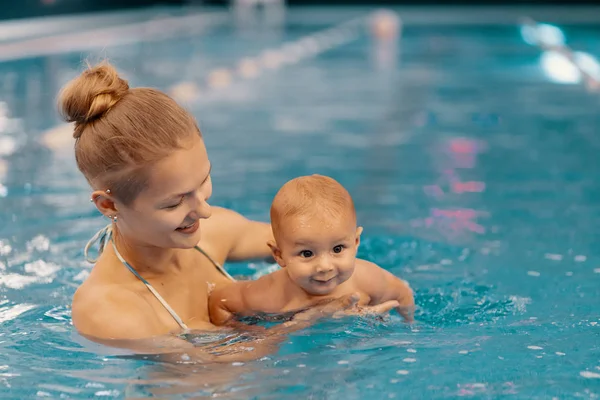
165,197 -> 184,210
300,250 -> 313,258
333,245 -> 344,253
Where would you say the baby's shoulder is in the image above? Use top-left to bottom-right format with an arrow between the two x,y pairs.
355,258 -> 384,275
353,259 -> 388,291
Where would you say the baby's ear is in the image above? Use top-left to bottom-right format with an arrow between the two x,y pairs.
267,240 -> 286,267
355,226 -> 363,247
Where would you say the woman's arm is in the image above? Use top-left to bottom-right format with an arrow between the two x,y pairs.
206,207 -> 274,261
73,285 -> 285,362
75,290 -> 398,364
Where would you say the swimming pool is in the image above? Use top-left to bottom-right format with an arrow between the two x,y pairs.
0,4 -> 599,398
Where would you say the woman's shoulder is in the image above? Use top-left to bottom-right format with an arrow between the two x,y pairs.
71,270 -> 159,340
199,206 -> 273,262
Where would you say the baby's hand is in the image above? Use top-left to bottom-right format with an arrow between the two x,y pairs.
332,298 -> 401,320
292,293 -> 399,322
395,279 -> 416,323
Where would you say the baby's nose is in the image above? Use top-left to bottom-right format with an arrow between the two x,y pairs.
316,259 -> 334,272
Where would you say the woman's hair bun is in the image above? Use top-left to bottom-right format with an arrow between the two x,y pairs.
58,62 -> 129,138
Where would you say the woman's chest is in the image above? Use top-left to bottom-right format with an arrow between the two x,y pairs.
132,253 -> 231,331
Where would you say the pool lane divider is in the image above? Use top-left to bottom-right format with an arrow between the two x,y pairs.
167,10 -> 400,102
521,17 -> 600,91
0,11 -> 229,63
42,10 -> 402,151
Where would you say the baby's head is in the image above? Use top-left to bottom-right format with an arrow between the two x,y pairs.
268,175 -> 363,296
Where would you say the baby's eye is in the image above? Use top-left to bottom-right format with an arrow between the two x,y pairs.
333,245 -> 345,253
299,250 -> 313,258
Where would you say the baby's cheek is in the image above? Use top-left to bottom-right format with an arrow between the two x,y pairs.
288,267 -> 309,283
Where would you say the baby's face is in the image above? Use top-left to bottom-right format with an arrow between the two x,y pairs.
274,213 -> 361,296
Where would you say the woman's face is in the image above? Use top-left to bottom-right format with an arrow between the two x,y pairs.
114,134 -> 213,249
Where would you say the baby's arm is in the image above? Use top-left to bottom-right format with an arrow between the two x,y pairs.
208,276 -> 279,326
356,260 -> 415,322
208,282 -> 247,326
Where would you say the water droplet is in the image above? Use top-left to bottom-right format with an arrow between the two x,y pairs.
545,253 -> 563,261
580,371 -> 600,379
94,390 -> 120,397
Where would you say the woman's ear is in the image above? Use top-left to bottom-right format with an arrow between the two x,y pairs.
91,190 -> 118,219
267,240 -> 286,267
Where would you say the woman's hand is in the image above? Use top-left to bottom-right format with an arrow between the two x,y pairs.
86,294 -> 399,365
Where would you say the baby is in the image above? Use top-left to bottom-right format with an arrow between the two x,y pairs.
209,174 -> 415,326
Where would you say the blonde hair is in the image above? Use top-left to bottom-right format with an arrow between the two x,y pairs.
270,174 -> 356,239
57,61 -> 200,205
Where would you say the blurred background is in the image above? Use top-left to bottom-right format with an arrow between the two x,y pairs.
1,0 -> 599,398
2,0 -> 600,20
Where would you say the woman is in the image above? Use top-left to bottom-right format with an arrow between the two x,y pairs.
62,62 -> 398,362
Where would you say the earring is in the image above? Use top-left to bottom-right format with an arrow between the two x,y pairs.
112,216 -> 118,223
106,189 -> 111,194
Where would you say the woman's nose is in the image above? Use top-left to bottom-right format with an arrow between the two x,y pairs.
197,199 -> 211,219
191,192 -> 212,220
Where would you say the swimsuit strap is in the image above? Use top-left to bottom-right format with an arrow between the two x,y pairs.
83,224 -> 237,331
194,245 -> 236,282
109,233 -> 189,331
84,225 -> 189,331
84,224 -> 112,264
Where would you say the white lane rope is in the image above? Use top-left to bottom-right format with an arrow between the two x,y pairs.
0,11 -> 228,63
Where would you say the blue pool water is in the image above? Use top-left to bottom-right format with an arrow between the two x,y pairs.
0,5 -> 599,399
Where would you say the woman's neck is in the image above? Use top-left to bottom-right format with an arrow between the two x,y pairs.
111,228 -> 183,278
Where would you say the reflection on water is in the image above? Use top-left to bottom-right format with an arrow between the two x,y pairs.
415,136 -> 489,241
0,6 -> 599,399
